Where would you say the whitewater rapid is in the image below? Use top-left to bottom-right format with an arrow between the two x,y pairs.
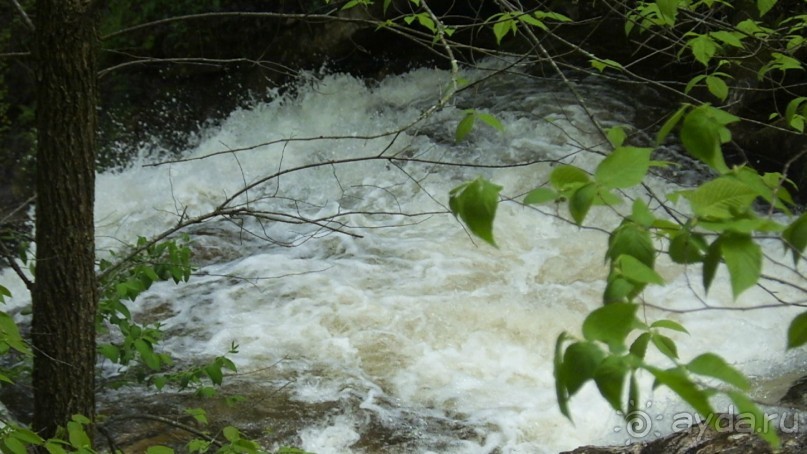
3,64 -> 805,452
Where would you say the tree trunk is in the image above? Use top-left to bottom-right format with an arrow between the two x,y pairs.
32,0 -> 99,440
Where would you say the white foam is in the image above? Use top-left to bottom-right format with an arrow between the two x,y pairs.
9,64 -> 805,452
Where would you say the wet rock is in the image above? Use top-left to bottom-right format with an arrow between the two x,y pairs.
779,375 -> 807,410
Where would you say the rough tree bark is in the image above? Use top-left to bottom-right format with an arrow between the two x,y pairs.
32,0 -> 100,439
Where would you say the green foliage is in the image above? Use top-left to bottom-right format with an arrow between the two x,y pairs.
783,213 -> 807,264
97,235 -> 193,379
0,284 -> 29,385
0,414 -> 97,454
449,177 -> 502,246
455,109 -> 504,142
487,10 -> 571,44
142,406 -> 310,454
447,7 -> 807,438
787,311 -> 807,349
776,96 -> 807,132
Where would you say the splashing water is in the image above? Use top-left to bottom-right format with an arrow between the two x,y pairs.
3,64 -> 805,453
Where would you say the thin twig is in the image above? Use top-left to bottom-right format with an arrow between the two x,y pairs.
10,0 -> 34,31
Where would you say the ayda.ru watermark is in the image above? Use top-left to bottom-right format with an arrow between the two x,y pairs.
613,403 -> 803,442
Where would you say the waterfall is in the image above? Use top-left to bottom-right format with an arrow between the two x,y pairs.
3,64 -> 804,453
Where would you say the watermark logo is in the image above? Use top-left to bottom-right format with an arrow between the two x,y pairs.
613,401 -> 802,445
613,400 -> 664,443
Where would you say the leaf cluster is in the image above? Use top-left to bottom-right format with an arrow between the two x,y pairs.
449,102 -> 806,448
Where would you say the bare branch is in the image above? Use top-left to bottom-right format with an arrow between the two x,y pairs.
0,51 -> 30,59
10,0 -> 35,31
102,11 -> 372,41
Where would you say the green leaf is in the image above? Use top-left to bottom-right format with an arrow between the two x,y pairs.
455,112 -> 475,142
680,107 -> 729,173
606,126 -> 627,147
651,319 -> 689,334
187,439 -> 211,453
618,254 -> 665,285
595,146 -> 653,189
205,363 -> 224,386
655,105 -> 688,145
727,390 -> 779,447
595,355 -> 630,411
67,421 -> 91,448
5,437 -> 28,454
185,408 -> 209,425
784,97 -> 807,132
475,112 -> 505,132
651,333 -> 678,359
603,277 -> 636,304
44,442 -> 68,454
10,428 -> 44,446
787,311 -> 807,349
146,447 -> 175,454
554,332 -> 572,419
783,213 -> 807,264
550,165 -> 590,191
656,0 -> 679,24
757,0 -> 777,17
720,232 -> 762,299
562,342 -> 606,394
416,14 -> 436,33
709,30 -> 744,48
687,34 -> 718,66
679,176 -> 757,218
759,53 -> 804,80
647,366 -> 714,417
688,353 -> 749,389
533,10 -> 573,22
705,76 -> 729,101
153,375 -> 168,391
582,303 -> 639,351
134,339 -> 161,370
516,13 -> 548,31
608,222 -> 656,268
222,426 -> 240,442
668,231 -> 705,264
735,167 -> 793,213
630,332 -> 652,359
0,285 -> 10,303
703,238 -> 721,293
630,199 -> 655,227
699,214 -> 784,234
524,187 -> 558,205
736,19 -> 773,39
593,188 -> 622,206
71,414 -> 91,425
569,183 -> 596,225
0,311 -> 30,355
219,356 -> 237,372
449,177 -> 502,246
590,58 -> 624,73
628,373 -> 640,417
98,344 -> 120,362
685,74 -> 706,95
492,15 -> 516,44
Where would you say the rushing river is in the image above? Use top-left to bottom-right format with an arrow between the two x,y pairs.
3,63 -> 806,453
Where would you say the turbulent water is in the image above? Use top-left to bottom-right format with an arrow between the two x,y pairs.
3,64 -> 806,453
